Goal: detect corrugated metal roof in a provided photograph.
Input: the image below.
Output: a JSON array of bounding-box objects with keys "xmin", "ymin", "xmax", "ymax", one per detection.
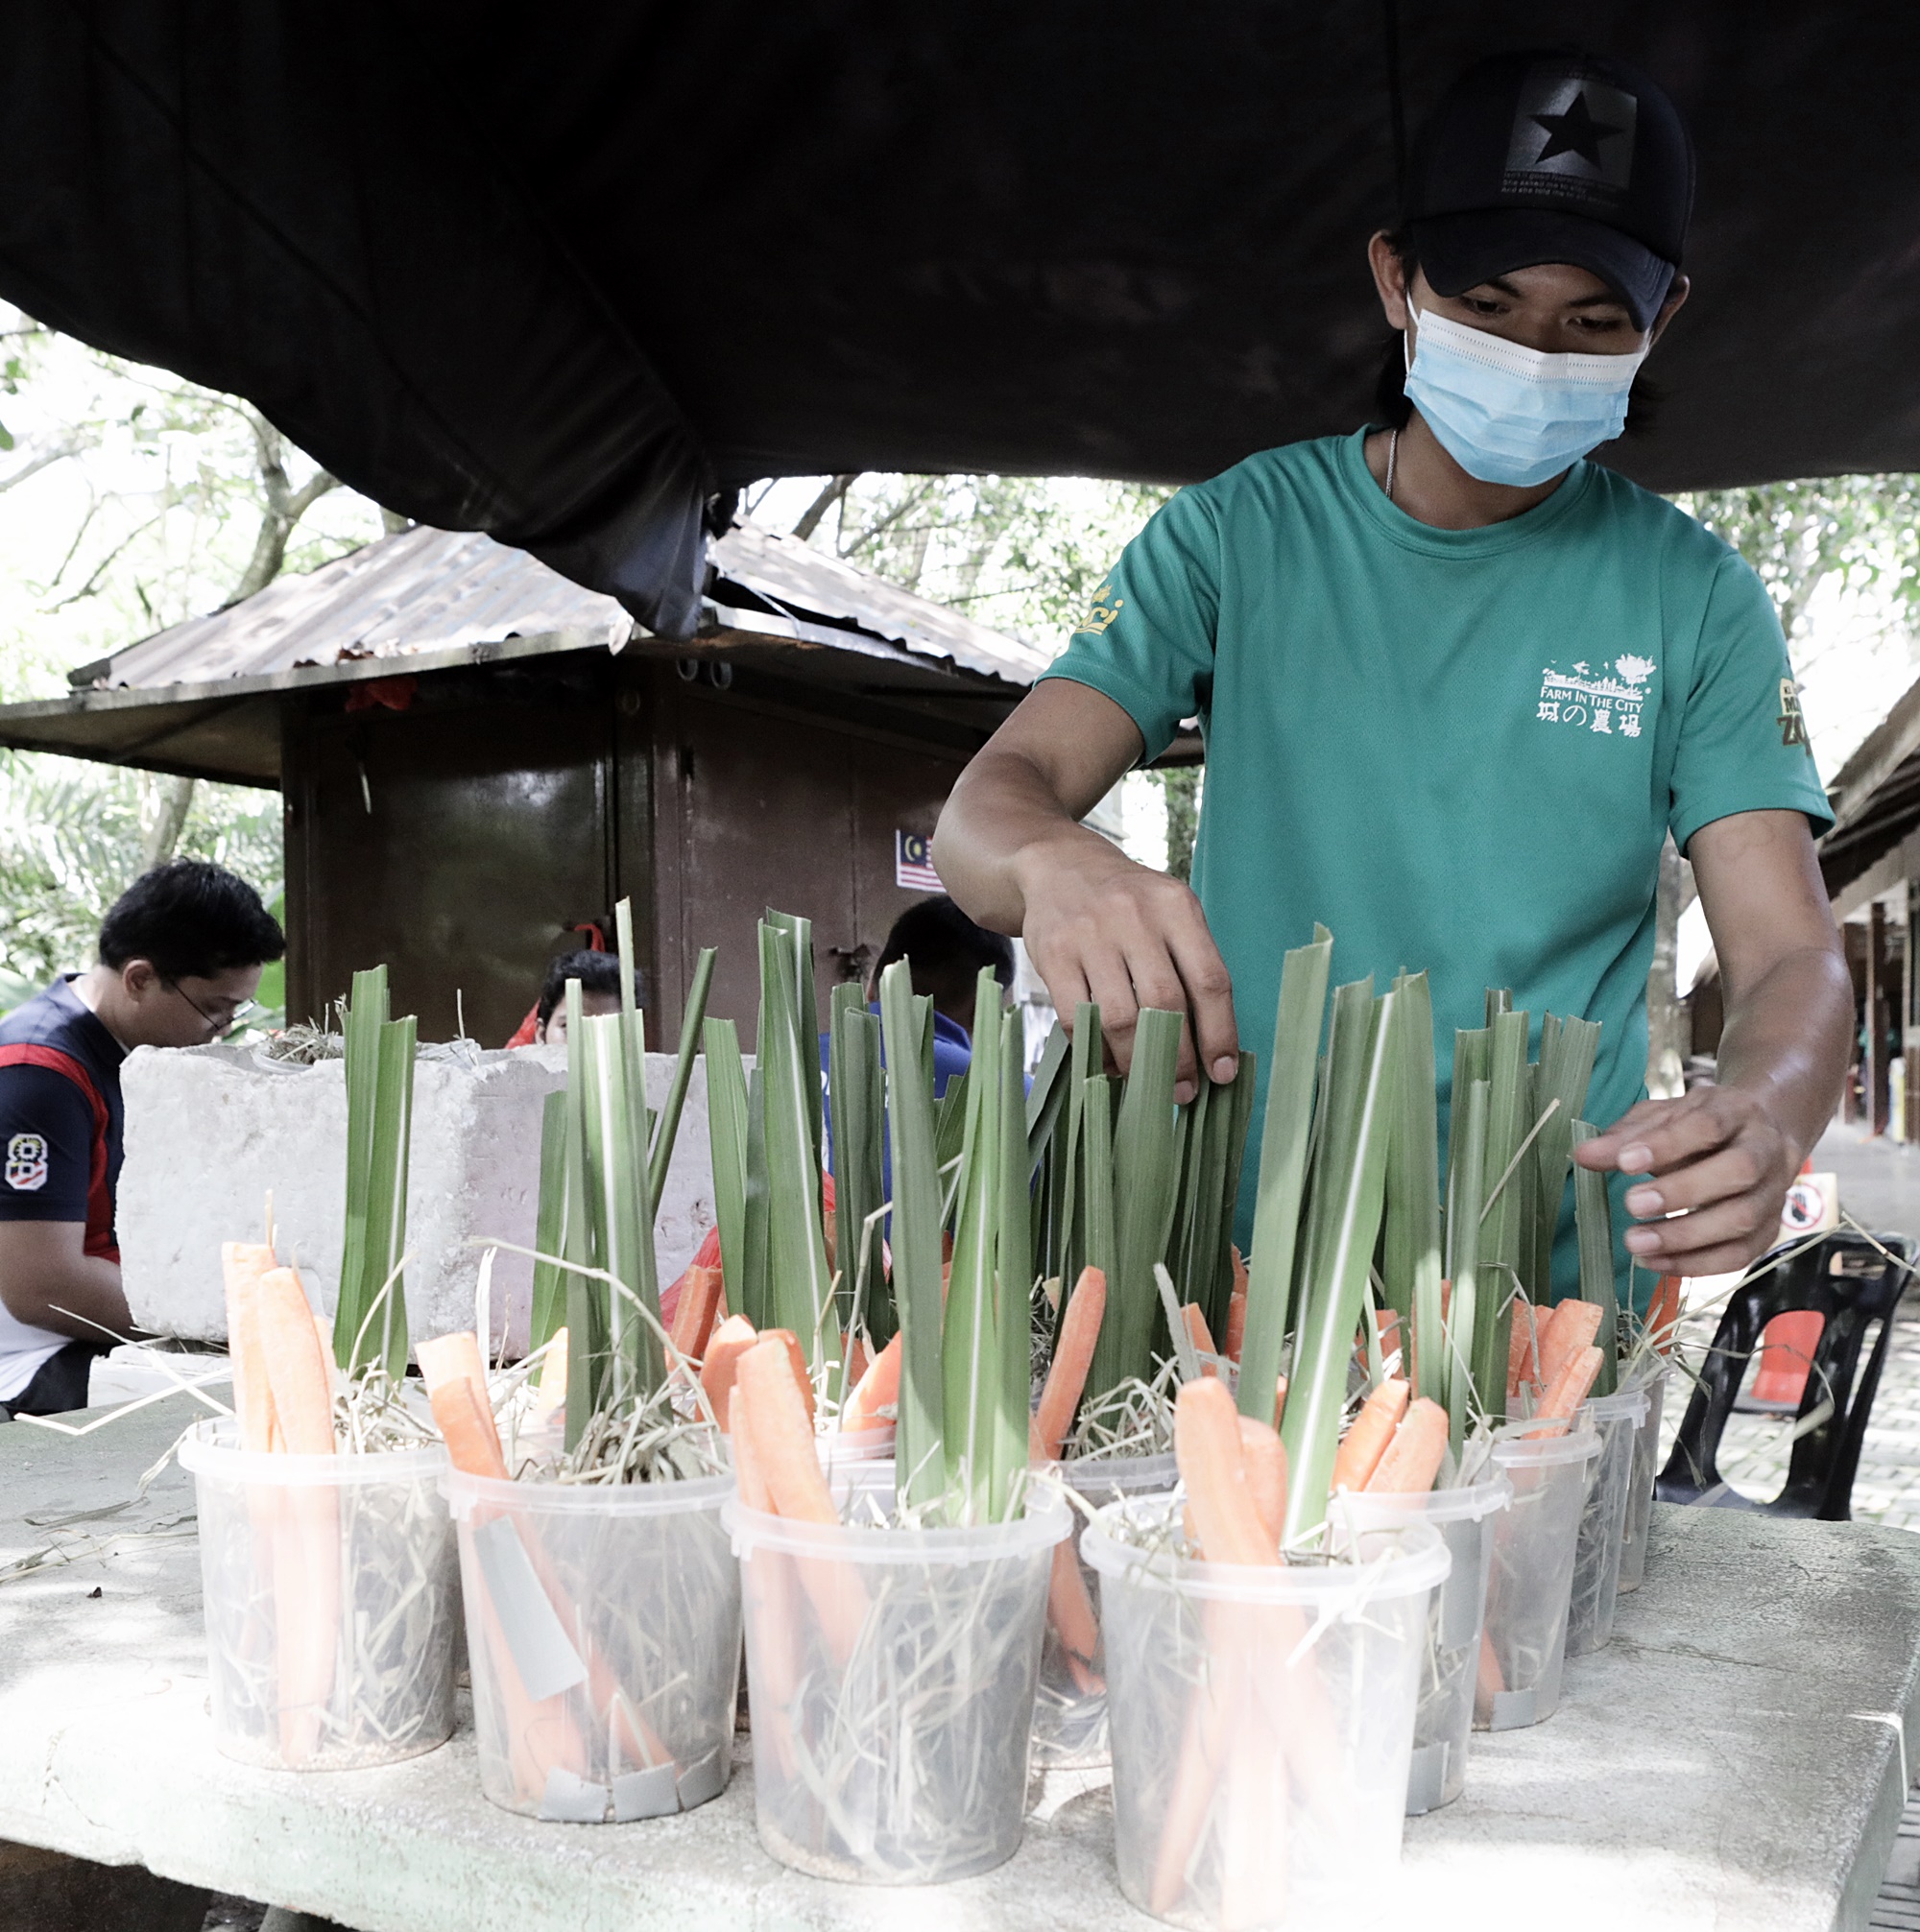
[{"xmin": 77, "ymin": 520, "xmax": 1049, "ymax": 694}]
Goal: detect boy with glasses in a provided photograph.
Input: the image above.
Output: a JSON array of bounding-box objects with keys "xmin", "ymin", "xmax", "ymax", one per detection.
[{"xmin": 0, "ymin": 859, "xmax": 283, "ymax": 1416}]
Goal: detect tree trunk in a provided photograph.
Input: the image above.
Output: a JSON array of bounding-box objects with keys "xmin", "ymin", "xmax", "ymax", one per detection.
[
  {"xmin": 1645, "ymin": 835, "xmax": 1688, "ymax": 1098},
  {"xmin": 141, "ymin": 773, "xmax": 195, "ymax": 870},
  {"xmin": 1162, "ymin": 768, "xmax": 1200, "ymax": 884}
]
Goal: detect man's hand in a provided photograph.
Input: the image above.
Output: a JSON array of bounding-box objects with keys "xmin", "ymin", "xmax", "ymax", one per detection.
[
  {"xmin": 934, "ymin": 680, "xmax": 1240, "ymax": 1100},
  {"xmin": 1574, "ymin": 809, "xmax": 1852, "ymax": 1278},
  {"xmin": 1574, "ymin": 1085, "xmax": 1804, "ymax": 1276}
]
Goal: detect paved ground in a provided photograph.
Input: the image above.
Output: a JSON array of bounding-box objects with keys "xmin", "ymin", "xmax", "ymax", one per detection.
[{"xmin": 1661, "ymin": 1122, "xmax": 1920, "ymax": 1529}]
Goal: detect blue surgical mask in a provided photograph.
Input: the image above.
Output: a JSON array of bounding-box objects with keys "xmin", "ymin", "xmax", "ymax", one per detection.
[{"xmin": 1402, "ymin": 307, "xmax": 1649, "ymax": 489}]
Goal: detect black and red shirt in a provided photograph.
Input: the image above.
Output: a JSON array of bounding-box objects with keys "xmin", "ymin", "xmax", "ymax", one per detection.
[{"xmin": 0, "ymin": 977, "xmax": 126, "ymax": 1260}]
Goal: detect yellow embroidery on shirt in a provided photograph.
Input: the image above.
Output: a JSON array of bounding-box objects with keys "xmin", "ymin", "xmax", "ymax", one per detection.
[{"xmin": 1079, "ymin": 582, "xmax": 1125, "ymax": 635}]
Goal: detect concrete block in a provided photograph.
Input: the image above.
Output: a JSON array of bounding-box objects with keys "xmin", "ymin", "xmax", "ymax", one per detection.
[{"xmin": 118, "ymin": 1042, "xmax": 717, "ymax": 1357}]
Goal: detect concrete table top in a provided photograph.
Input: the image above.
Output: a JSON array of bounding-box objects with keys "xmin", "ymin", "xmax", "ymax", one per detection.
[{"xmin": 4, "ymin": 1396, "xmax": 1918, "ymax": 1932}]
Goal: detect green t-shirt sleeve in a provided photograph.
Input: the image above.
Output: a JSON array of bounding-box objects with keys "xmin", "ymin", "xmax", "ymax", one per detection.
[
  {"xmin": 1668, "ymin": 554, "xmax": 1835, "ymax": 853},
  {"xmin": 1037, "ymin": 487, "xmax": 1220, "ymax": 761}
]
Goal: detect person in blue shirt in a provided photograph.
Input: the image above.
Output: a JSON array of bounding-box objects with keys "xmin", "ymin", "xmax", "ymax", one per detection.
[{"xmin": 822, "ymin": 895, "xmax": 1015, "ymax": 1162}]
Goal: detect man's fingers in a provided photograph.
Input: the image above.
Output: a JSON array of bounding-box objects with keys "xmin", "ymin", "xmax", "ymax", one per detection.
[
  {"xmin": 1621, "ymin": 1142, "xmax": 1769, "ymax": 1221},
  {"xmin": 1582, "ymin": 1093, "xmax": 1738, "ymax": 1175},
  {"xmin": 1122, "ymin": 943, "xmax": 1204, "ymax": 1101},
  {"xmin": 1165, "ymin": 916, "xmax": 1240, "ymax": 1085},
  {"xmin": 1622, "ymin": 1195, "xmax": 1770, "ymax": 1266},
  {"xmin": 1083, "ymin": 948, "xmax": 1141, "ymax": 1075}
]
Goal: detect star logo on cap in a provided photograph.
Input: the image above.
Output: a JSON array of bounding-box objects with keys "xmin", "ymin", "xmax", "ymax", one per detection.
[{"xmin": 1528, "ymin": 87, "xmax": 1625, "ymax": 171}]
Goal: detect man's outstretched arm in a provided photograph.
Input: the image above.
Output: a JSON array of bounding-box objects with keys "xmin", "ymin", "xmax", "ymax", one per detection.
[
  {"xmin": 1575, "ymin": 809, "xmax": 1852, "ymax": 1277},
  {"xmin": 933, "ymin": 679, "xmax": 1240, "ymax": 1101}
]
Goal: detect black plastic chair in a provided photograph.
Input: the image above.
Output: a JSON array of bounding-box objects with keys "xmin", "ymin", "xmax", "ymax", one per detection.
[{"xmin": 1655, "ymin": 1228, "xmax": 1916, "ymax": 1521}]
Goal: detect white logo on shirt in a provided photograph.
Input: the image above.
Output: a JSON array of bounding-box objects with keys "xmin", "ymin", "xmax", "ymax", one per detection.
[
  {"xmin": 1534, "ymin": 655, "xmax": 1656, "ymax": 738},
  {"xmin": 5, "ymin": 1132, "xmax": 48, "ymax": 1192}
]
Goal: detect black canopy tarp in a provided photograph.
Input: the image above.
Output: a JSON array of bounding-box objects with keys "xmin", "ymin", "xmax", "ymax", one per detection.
[{"xmin": 4, "ymin": 3, "xmax": 1918, "ymax": 635}]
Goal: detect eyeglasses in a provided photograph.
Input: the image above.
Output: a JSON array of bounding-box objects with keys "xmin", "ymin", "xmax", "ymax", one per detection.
[{"xmin": 166, "ymin": 982, "xmax": 256, "ymax": 1038}]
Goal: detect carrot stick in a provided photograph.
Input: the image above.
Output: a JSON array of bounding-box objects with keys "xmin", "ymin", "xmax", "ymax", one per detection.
[
  {"xmin": 840, "ymin": 1331, "xmax": 900, "ymax": 1432},
  {"xmin": 1046, "ymin": 1539, "xmax": 1103, "ymax": 1693},
  {"xmin": 1507, "ymin": 1295, "xmax": 1542, "ymax": 1395},
  {"xmin": 256, "ymin": 1268, "xmax": 334, "ymax": 1456},
  {"xmin": 1183, "ymin": 1301, "xmax": 1219, "ymax": 1374},
  {"xmin": 1236, "ymin": 1416, "xmax": 1286, "ymax": 1555},
  {"xmin": 699, "ymin": 1314, "xmax": 757, "ymax": 1430},
  {"xmin": 843, "ymin": 1332, "xmax": 871, "ymax": 1392},
  {"xmin": 430, "ymin": 1378, "xmax": 509, "ymax": 1480},
  {"xmin": 737, "ymin": 1341, "xmax": 837, "ymax": 1523},
  {"xmin": 756, "ymin": 1326, "xmax": 817, "ymax": 1424},
  {"xmin": 1175, "ymin": 1378, "xmax": 1277, "ymax": 1567},
  {"xmin": 1034, "ymin": 1266, "xmax": 1107, "ymax": 1461},
  {"xmin": 1330, "ymin": 1376, "xmax": 1408, "ymax": 1493},
  {"xmin": 1272, "ymin": 1374, "xmax": 1287, "ymax": 1431},
  {"xmin": 1529, "ymin": 1344, "xmax": 1604, "ymax": 1433},
  {"xmin": 1537, "ymin": 1299, "xmax": 1603, "ymax": 1392},
  {"xmin": 1646, "ymin": 1274, "xmax": 1682, "ymax": 1354},
  {"xmin": 222, "ymin": 1242, "xmax": 280, "ymax": 1454},
  {"xmin": 734, "ymin": 1340, "xmax": 868, "ymax": 1664},
  {"xmin": 730, "ymin": 1389, "xmax": 775, "ymax": 1512},
  {"xmin": 418, "ymin": 1330, "xmax": 490, "ymax": 1409},
  {"xmin": 668, "ymin": 1264, "xmax": 726, "ymax": 1362},
  {"xmin": 1377, "ymin": 1309, "xmax": 1402, "ymax": 1372},
  {"xmin": 1224, "ymin": 1246, "xmax": 1248, "ymax": 1365},
  {"xmin": 1364, "ymin": 1397, "xmax": 1449, "ymax": 1493}
]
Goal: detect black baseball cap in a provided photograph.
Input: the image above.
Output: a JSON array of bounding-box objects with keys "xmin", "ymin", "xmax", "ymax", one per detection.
[{"xmin": 1403, "ymin": 51, "xmax": 1695, "ymax": 331}]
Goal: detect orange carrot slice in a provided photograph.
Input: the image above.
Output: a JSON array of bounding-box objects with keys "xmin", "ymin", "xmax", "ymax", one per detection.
[
  {"xmin": 700, "ymin": 1314, "xmax": 758, "ymax": 1430},
  {"xmin": 1646, "ymin": 1274, "xmax": 1682, "ymax": 1353},
  {"xmin": 730, "ymin": 1388, "xmax": 775, "ymax": 1512},
  {"xmin": 668, "ymin": 1264, "xmax": 726, "ymax": 1362},
  {"xmin": 1330, "ymin": 1376, "xmax": 1408, "ymax": 1493},
  {"xmin": 1236, "ymin": 1416, "xmax": 1286, "ymax": 1556},
  {"xmin": 1046, "ymin": 1539, "xmax": 1103, "ymax": 1692},
  {"xmin": 843, "ymin": 1332, "xmax": 871, "ymax": 1392},
  {"xmin": 1507, "ymin": 1295, "xmax": 1542, "ymax": 1395},
  {"xmin": 1034, "ymin": 1266, "xmax": 1107, "ymax": 1461},
  {"xmin": 1364, "ymin": 1397, "xmax": 1449, "ymax": 1492},
  {"xmin": 1537, "ymin": 1299, "xmax": 1603, "ymax": 1392},
  {"xmin": 1183, "ymin": 1301, "xmax": 1219, "ymax": 1374},
  {"xmin": 1273, "ymin": 1373, "xmax": 1287, "ymax": 1431},
  {"xmin": 222, "ymin": 1242, "xmax": 279, "ymax": 1455},
  {"xmin": 1528, "ymin": 1344, "xmax": 1604, "ymax": 1434},
  {"xmin": 841, "ymin": 1331, "xmax": 901, "ymax": 1432},
  {"xmin": 1224, "ymin": 1246, "xmax": 1248, "ymax": 1365},
  {"xmin": 255, "ymin": 1268, "xmax": 334, "ymax": 1457},
  {"xmin": 757, "ymin": 1327, "xmax": 817, "ymax": 1424},
  {"xmin": 737, "ymin": 1341, "xmax": 837, "ymax": 1524},
  {"xmin": 430, "ymin": 1378, "xmax": 509, "ymax": 1481},
  {"xmin": 1175, "ymin": 1377, "xmax": 1277, "ymax": 1567},
  {"xmin": 418, "ymin": 1330, "xmax": 489, "ymax": 1407}
]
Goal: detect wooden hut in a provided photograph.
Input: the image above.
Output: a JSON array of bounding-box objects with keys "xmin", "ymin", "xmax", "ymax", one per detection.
[{"xmin": 0, "ymin": 521, "xmax": 1051, "ymax": 1041}]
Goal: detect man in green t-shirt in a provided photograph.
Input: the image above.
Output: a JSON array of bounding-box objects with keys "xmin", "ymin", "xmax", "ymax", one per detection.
[{"xmin": 934, "ymin": 50, "xmax": 1850, "ymax": 1297}]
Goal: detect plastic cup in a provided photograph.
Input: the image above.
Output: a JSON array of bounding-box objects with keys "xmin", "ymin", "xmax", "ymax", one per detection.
[
  {"xmin": 1476, "ymin": 1421, "xmax": 1599, "ymax": 1731},
  {"xmin": 180, "ymin": 1419, "xmax": 456, "ymax": 1771},
  {"xmin": 1335, "ymin": 1472, "xmax": 1512, "ymax": 1814},
  {"xmin": 1087, "ymin": 1498, "xmax": 1447, "ymax": 1931},
  {"xmin": 725, "ymin": 1464, "xmax": 1069, "ymax": 1884},
  {"xmin": 1566, "ymin": 1384, "xmax": 1650, "ymax": 1656},
  {"xmin": 817, "ymin": 1421, "xmax": 897, "ymax": 1473},
  {"xmin": 444, "ymin": 1465, "xmax": 739, "ymax": 1823},
  {"xmin": 1032, "ymin": 1449, "xmax": 1179, "ymax": 1770},
  {"xmin": 1617, "ymin": 1365, "xmax": 1670, "ymax": 1594}
]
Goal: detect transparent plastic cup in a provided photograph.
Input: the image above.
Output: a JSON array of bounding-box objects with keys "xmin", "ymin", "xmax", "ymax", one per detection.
[
  {"xmin": 817, "ymin": 1421, "xmax": 897, "ymax": 1473},
  {"xmin": 1032, "ymin": 1449, "xmax": 1179, "ymax": 1770},
  {"xmin": 444, "ymin": 1465, "xmax": 739, "ymax": 1823},
  {"xmin": 1334, "ymin": 1473, "xmax": 1512, "ymax": 1814},
  {"xmin": 180, "ymin": 1419, "xmax": 456, "ymax": 1771},
  {"xmin": 1086, "ymin": 1498, "xmax": 1448, "ymax": 1932},
  {"xmin": 1617, "ymin": 1365, "xmax": 1670, "ymax": 1594},
  {"xmin": 1566, "ymin": 1384, "xmax": 1650, "ymax": 1656},
  {"xmin": 1476, "ymin": 1421, "xmax": 1599, "ymax": 1731},
  {"xmin": 725, "ymin": 1464, "xmax": 1069, "ymax": 1884}
]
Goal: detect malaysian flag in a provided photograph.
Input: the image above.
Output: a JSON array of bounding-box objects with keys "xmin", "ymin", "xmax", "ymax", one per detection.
[{"xmin": 895, "ymin": 830, "xmax": 942, "ymax": 892}]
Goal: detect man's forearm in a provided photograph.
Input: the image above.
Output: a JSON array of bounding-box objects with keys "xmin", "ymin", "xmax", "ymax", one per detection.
[
  {"xmin": 934, "ymin": 746, "xmax": 1119, "ymax": 934},
  {"xmin": 1, "ymin": 1252, "xmax": 133, "ymax": 1343},
  {"xmin": 1714, "ymin": 944, "xmax": 1854, "ymax": 1158}
]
